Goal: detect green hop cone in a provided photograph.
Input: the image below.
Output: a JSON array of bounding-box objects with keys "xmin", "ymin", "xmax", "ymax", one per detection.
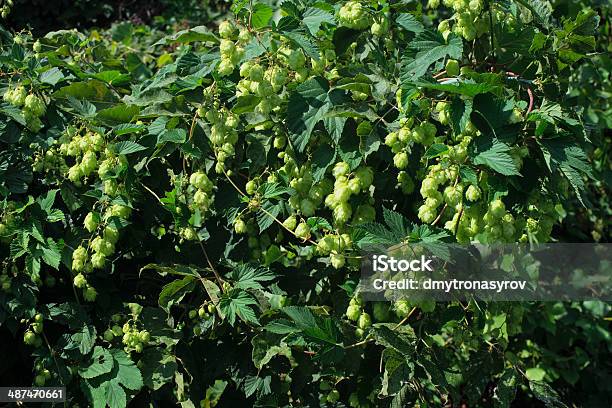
[
  {"xmin": 345, "ymin": 304, "xmax": 361, "ymax": 321},
  {"xmin": 294, "ymin": 222, "xmax": 311, "ymax": 240},
  {"xmin": 445, "ymin": 59, "xmax": 460, "ymax": 76},
  {"xmin": 84, "ymin": 212, "xmax": 100, "ymax": 233},
  {"xmin": 357, "ymin": 312, "xmax": 372, "ymax": 329}
]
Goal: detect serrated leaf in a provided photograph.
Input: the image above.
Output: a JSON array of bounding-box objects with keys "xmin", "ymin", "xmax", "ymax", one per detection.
[
  {"xmin": 232, "ymin": 95, "xmax": 260, "ymax": 114},
  {"xmin": 323, "ymin": 116, "xmax": 346, "ymax": 143},
  {"xmin": 114, "ymin": 141, "xmax": 147, "ymax": 155},
  {"xmin": 529, "ymin": 381, "xmax": 569, "ymax": 408},
  {"xmin": 282, "ymin": 31, "xmax": 320, "ymax": 60},
  {"xmin": 97, "ymin": 104, "xmax": 139, "ymax": 126},
  {"xmin": 252, "ymin": 332, "xmax": 292, "ymax": 369},
  {"xmin": 141, "ymin": 349, "xmax": 177, "ymax": 391},
  {"xmin": 306, "ymin": 216, "xmax": 333, "ymax": 233},
  {"xmin": 459, "ymin": 167, "xmax": 478, "ymax": 185},
  {"xmin": 79, "ymin": 346, "xmax": 113, "ymax": 379},
  {"xmin": 412, "ymin": 80, "xmax": 498, "ymax": 97},
  {"xmin": 40, "ymin": 67, "xmax": 64, "ymax": 85},
  {"xmin": 67, "ymin": 96, "xmax": 97, "ymax": 117},
  {"xmin": 287, "ymin": 77, "xmax": 330, "ymax": 152},
  {"xmin": 371, "ymin": 324, "xmax": 417, "ymax": 356},
  {"xmin": 219, "ymin": 290, "xmax": 259, "ymax": 326},
  {"xmin": 311, "ymin": 144, "xmax": 336, "ymax": 181},
  {"xmin": 264, "ymin": 319, "xmax": 299, "ymax": 334},
  {"xmin": 109, "ymin": 348, "xmax": 144, "ymax": 391},
  {"xmin": 251, "ymin": 3, "xmax": 274, "ymax": 29},
  {"xmin": 257, "ymin": 200, "xmax": 282, "ymax": 232},
  {"xmin": 383, "ymin": 207, "xmax": 411, "ymax": 239},
  {"xmin": 231, "ymin": 263, "xmax": 275, "ymax": 291},
  {"xmin": 72, "ymin": 324, "xmax": 97, "ymax": 355},
  {"xmin": 450, "ymin": 97, "xmax": 473, "ymax": 134},
  {"xmin": 41, "ymin": 238, "xmax": 62, "ymax": 269},
  {"xmin": 303, "ymin": 7, "xmax": 335, "ymax": 35},
  {"xmin": 157, "ymin": 128, "xmax": 187, "ymax": 144},
  {"xmin": 395, "ymin": 13, "xmax": 424, "ymax": 33},
  {"xmin": 424, "ymin": 143, "xmax": 449, "ymax": 159},
  {"xmin": 105, "ymin": 379, "xmax": 127, "ymax": 408},
  {"xmin": 158, "ymin": 276, "xmax": 196, "ymax": 313},
  {"xmin": 114, "ymin": 123, "xmax": 146, "ymax": 136},
  {"xmin": 282, "ymin": 306, "xmax": 337, "ymax": 344},
  {"xmin": 472, "ymin": 141, "xmax": 521, "ymax": 176},
  {"xmin": 401, "ymin": 31, "xmax": 463, "ymax": 80}
]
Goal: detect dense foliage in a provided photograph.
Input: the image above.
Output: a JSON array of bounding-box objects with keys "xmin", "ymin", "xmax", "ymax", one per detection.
[{"xmin": 0, "ymin": 0, "xmax": 610, "ymax": 407}]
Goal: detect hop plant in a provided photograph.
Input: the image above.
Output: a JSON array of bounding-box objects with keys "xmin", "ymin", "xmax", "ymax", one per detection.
[{"xmin": 338, "ymin": 1, "xmax": 372, "ymax": 30}]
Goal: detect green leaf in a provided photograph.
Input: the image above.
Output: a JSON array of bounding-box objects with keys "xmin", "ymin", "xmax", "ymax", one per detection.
[
  {"xmin": 390, "ymin": 384, "xmax": 415, "ymax": 408},
  {"xmin": 529, "ymin": 381, "xmax": 569, "ymax": 408},
  {"xmin": 39, "ymin": 67, "xmax": 64, "ymax": 85},
  {"xmin": 251, "ymin": 332, "xmax": 292, "ymax": 369},
  {"xmin": 154, "ymin": 26, "xmax": 218, "ymax": 45},
  {"xmin": 219, "ymin": 290, "xmax": 259, "ymax": 326},
  {"xmin": 114, "ymin": 123, "xmax": 146, "ymax": 136},
  {"xmin": 54, "ymin": 80, "xmax": 116, "ymax": 103},
  {"xmin": 382, "ymin": 207, "xmax": 412, "ymax": 239},
  {"xmin": 92, "ymin": 70, "xmax": 131, "ymax": 86},
  {"xmin": 141, "ymin": 349, "xmax": 177, "ymax": 391},
  {"xmin": 395, "ymin": 13, "xmax": 424, "ymax": 33},
  {"xmin": 306, "ymin": 216, "xmax": 333, "ymax": 233},
  {"xmin": 282, "ymin": 306, "xmax": 338, "ymax": 345},
  {"xmin": 264, "ymin": 319, "xmax": 299, "ymax": 335},
  {"xmin": 450, "ymin": 97, "xmax": 473, "ymax": 134},
  {"xmin": 286, "ymin": 77, "xmax": 330, "ymax": 152},
  {"xmin": 311, "ymin": 144, "xmax": 336, "ymax": 181},
  {"xmin": 231, "ymin": 263, "xmax": 275, "ymax": 291},
  {"xmin": 37, "ymin": 189, "xmax": 58, "ymax": 213},
  {"xmin": 401, "ymin": 31, "xmax": 463, "ymax": 80},
  {"xmin": 251, "ymin": 3, "xmax": 274, "ymax": 29},
  {"xmin": 472, "ymin": 141, "xmax": 521, "ymax": 176},
  {"xmin": 257, "ymin": 200, "xmax": 282, "ymax": 232},
  {"xmin": 525, "ymin": 367, "xmax": 546, "ymax": 382},
  {"xmin": 303, "ymin": 7, "xmax": 335, "ymax": 35},
  {"xmin": 459, "ymin": 167, "xmax": 478, "ymax": 185},
  {"xmin": 158, "ymin": 128, "xmax": 187, "ymax": 144},
  {"xmin": 493, "ymin": 368, "xmax": 518, "ymax": 408},
  {"xmin": 539, "ymin": 139, "xmax": 592, "ymax": 205},
  {"xmin": 105, "ymin": 379, "xmax": 127, "ymax": 408},
  {"xmin": 79, "ymin": 346, "xmax": 114, "ymax": 379},
  {"xmin": 471, "ymin": 93, "xmax": 516, "ymax": 141},
  {"xmin": 97, "ymin": 104, "xmax": 140, "ymax": 126},
  {"xmin": 114, "ymin": 141, "xmax": 148, "ymax": 155},
  {"xmin": 282, "ymin": 31, "xmax": 320, "ymax": 60},
  {"xmin": 371, "ymin": 324, "xmax": 417, "ymax": 356},
  {"xmin": 67, "ymin": 96, "xmax": 97, "ymax": 117},
  {"xmin": 41, "ymin": 238, "xmax": 62, "ymax": 269},
  {"xmin": 323, "ymin": 116, "xmax": 346, "ymax": 143},
  {"xmin": 412, "ymin": 80, "xmax": 497, "ymax": 97},
  {"xmin": 140, "ymin": 263, "xmax": 202, "ymax": 279},
  {"xmin": 519, "ymin": 0, "xmax": 552, "ymax": 28},
  {"xmin": 232, "ymin": 95, "xmax": 260, "ymax": 114},
  {"xmin": 72, "ymin": 324, "xmax": 97, "ymax": 355},
  {"xmin": 0, "ymin": 103, "xmax": 26, "ymax": 125},
  {"xmin": 83, "ymin": 380, "xmax": 107, "ymax": 408},
  {"xmin": 109, "ymin": 348, "xmax": 144, "ymax": 391},
  {"xmin": 424, "ymin": 143, "xmax": 449, "ymax": 159},
  {"xmin": 158, "ymin": 276, "xmax": 196, "ymax": 313}
]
